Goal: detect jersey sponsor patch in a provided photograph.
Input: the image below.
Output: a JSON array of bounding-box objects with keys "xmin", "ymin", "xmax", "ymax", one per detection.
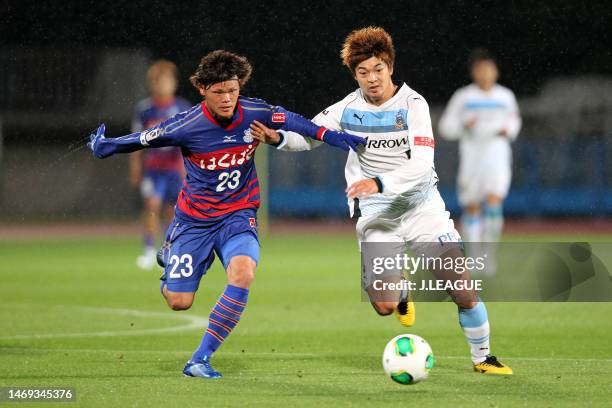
[
  {"xmin": 139, "ymin": 127, "xmax": 165, "ymax": 146},
  {"xmin": 186, "ymin": 144, "xmax": 257, "ymax": 171},
  {"xmin": 272, "ymin": 112, "xmax": 286, "ymax": 123},
  {"xmin": 249, "ymin": 217, "xmax": 257, "ymax": 228},
  {"xmin": 366, "ymin": 136, "xmax": 409, "ymax": 149},
  {"xmin": 414, "ymin": 136, "xmax": 435, "ymax": 148}
]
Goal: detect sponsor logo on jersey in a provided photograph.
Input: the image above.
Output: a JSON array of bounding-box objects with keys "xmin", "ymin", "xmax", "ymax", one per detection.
[
  {"xmin": 223, "ymin": 135, "xmax": 237, "ymax": 143},
  {"xmin": 272, "ymin": 112, "xmax": 286, "ymax": 123},
  {"xmin": 139, "ymin": 127, "xmax": 165, "ymax": 146},
  {"xmin": 395, "ymin": 111, "xmax": 405, "ymax": 129},
  {"xmin": 414, "ymin": 136, "xmax": 435, "ymax": 148},
  {"xmin": 243, "ymin": 129, "xmax": 254, "ymax": 143},
  {"xmin": 249, "ymin": 217, "xmax": 257, "ymax": 228},
  {"xmin": 353, "ymin": 113, "xmax": 364, "ymax": 124},
  {"xmin": 190, "ymin": 144, "xmax": 256, "ymax": 171},
  {"xmin": 366, "ymin": 136, "xmax": 410, "ymax": 149}
]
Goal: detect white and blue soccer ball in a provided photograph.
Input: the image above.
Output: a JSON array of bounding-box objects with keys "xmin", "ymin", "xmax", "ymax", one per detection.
[{"xmin": 382, "ymin": 334, "xmax": 434, "ymax": 385}]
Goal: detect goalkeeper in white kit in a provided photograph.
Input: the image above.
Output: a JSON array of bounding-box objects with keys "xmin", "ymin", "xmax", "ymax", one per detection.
[
  {"xmin": 438, "ymin": 49, "xmax": 521, "ymax": 273},
  {"xmin": 250, "ymin": 27, "xmax": 512, "ymax": 375}
]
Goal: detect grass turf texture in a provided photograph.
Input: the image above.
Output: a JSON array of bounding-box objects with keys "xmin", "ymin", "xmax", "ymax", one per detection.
[{"xmin": 1, "ymin": 233, "xmax": 612, "ymax": 407}]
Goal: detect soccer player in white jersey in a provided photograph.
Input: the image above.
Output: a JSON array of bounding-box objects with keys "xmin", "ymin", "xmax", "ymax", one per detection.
[
  {"xmin": 250, "ymin": 27, "xmax": 512, "ymax": 375},
  {"xmin": 438, "ymin": 49, "xmax": 521, "ymax": 273}
]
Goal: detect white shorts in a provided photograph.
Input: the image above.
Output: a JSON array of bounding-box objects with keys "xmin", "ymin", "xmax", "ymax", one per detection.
[
  {"xmin": 357, "ymin": 189, "xmax": 462, "ymax": 289},
  {"xmin": 457, "ymin": 139, "xmax": 512, "ymax": 206}
]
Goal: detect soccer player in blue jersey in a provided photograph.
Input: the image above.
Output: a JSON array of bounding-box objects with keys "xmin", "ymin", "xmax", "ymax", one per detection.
[
  {"xmin": 130, "ymin": 60, "xmax": 192, "ymax": 269},
  {"xmin": 88, "ymin": 50, "xmax": 366, "ymax": 378}
]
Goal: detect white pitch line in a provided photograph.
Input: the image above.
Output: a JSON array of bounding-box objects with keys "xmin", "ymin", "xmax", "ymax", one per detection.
[
  {"xmin": 0, "ymin": 347, "xmax": 316, "ymax": 358},
  {"xmin": 0, "ymin": 305, "xmax": 208, "ymax": 340},
  {"xmin": 0, "ymin": 347, "xmax": 610, "ymax": 363},
  {"xmin": 2, "ymin": 305, "xmax": 611, "ymax": 364}
]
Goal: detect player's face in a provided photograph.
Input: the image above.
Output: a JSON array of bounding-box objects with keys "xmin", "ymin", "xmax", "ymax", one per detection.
[
  {"xmin": 471, "ymin": 60, "xmax": 499, "ymax": 91},
  {"xmin": 200, "ymin": 80, "xmax": 241, "ymax": 120},
  {"xmin": 354, "ymin": 57, "xmax": 394, "ymax": 105},
  {"xmin": 149, "ymin": 72, "xmax": 178, "ymax": 98}
]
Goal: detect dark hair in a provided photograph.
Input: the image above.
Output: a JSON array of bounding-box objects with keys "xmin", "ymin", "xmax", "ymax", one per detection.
[
  {"xmin": 468, "ymin": 48, "xmax": 497, "ymax": 69},
  {"xmin": 190, "ymin": 50, "xmax": 253, "ymax": 89},
  {"xmin": 341, "ymin": 26, "xmax": 395, "ymax": 72}
]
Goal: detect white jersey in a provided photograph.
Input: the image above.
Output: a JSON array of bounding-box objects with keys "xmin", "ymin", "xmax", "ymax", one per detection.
[
  {"xmin": 277, "ymin": 82, "xmax": 438, "ymax": 218},
  {"xmin": 438, "ymin": 83, "xmax": 521, "ymax": 204},
  {"xmin": 438, "ymin": 83, "xmax": 521, "ymax": 144}
]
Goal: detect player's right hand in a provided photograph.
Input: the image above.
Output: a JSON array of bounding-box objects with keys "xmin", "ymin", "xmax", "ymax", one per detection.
[
  {"xmin": 322, "ymin": 130, "xmax": 366, "ymax": 152},
  {"xmin": 87, "ymin": 124, "xmax": 106, "ymax": 158},
  {"xmin": 250, "ymin": 120, "xmax": 281, "ymax": 144},
  {"xmin": 464, "ymin": 118, "xmax": 478, "ymax": 130}
]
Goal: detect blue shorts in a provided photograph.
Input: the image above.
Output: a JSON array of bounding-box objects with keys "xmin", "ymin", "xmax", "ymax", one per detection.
[
  {"xmin": 141, "ymin": 170, "xmax": 182, "ymax": 204},
  {"xmin": 161, "ymin": 209, "xmax": 260, "ymax": 293}
]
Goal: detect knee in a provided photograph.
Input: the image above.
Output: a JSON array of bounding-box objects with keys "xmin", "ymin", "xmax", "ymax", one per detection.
[
  {"xmin": 455, "ymin": 299, "xmax": 478, "ymax": 309},
  {"xmin": 486, "ymin": 194, "xmax": 503, "ymax": 206},
  {"xmin": 145, "ymin": 197, "xmax": 162, "ymax": 214},
  {"xmin": 372, "ymin": 301, "xmax": 397, "ymax": 316},
  {"xmin": 465, "ymin": 204, "xmax": 481, "ymax": 215},
  {"xmin": 227, "ymin": 256, "xmax": 256, "ymax": 288},
  {"xmin": 166, "ymin": 293, "xmax": 194, "ymax": 311}
]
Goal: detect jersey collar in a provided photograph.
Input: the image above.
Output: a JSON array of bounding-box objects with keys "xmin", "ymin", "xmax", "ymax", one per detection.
[
  {"xmin": 356, "ymin": 81, "xmax": 409, "ymax": 110},
  {"xmin": 201, "ymin": 101, "xmax": 244, "ymax": 130}
]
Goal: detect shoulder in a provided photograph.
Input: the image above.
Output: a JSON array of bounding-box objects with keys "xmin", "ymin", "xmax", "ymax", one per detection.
[
  {"xmin": 319, "ymin": 90, "xmax": 361, "ymax": 117},
  {"xmin": 452, "ymin": 84, "xmax": 474, "ymax": 99},
  {"xmin": 239, "ymin": 95, "xmax": 273, "ymax": 110},
  {"xmin": 402, "ymin": 85, "xmax": 430, "ymax": 111},
  {"xmin": 494, "ymin": 84, "xmax": 517, "ymax": 99},
  {"xmin": 175, "ymin": 96, "xmax": 193, "ymax": 110},
  {"xmin": 163, "ymin": 104, "xmax": 203, "ymax": 133},
  {"xmin": 134, "ymin": 98, "xmax": 153, "ymax": 114}
]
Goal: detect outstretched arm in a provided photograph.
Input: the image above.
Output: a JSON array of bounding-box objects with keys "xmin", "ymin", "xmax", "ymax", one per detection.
[
  {"xmin": 88, "ymin": 109, "xmax": 193, "ymax": 159},
  {"xmin": 269, "ymin": 106, "xmax": 365, "ymax": 152}
]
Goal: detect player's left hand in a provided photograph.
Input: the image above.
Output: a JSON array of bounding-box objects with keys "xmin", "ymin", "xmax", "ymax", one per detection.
[
  {"xmin": 87, "ymin": 124, "xmax": 106, "ymax": 158},
  {"xmin": 322, "ymin": 130, "xmax": 366, "ymax": 152},
  {"xmin": 346, "ymin": 178, "xmax": 379, "ymax": 199}
]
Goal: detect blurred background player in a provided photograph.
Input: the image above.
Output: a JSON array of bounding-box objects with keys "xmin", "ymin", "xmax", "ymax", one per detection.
[
  {"xmin": 250, "ymin": 28, "xmax": 512, "ymax": 375},
  {"xmin": 438, "ymin": 49, "xmax": 521, "ymax": 273},
  {"xmin": 130, "ymin": 60, "xmax": 192, "ymax": 269}
]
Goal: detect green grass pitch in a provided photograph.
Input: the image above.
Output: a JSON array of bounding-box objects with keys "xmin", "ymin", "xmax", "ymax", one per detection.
[{"xmin": 1, "ymin": 232, "xmax": 612, "ymax": 407}]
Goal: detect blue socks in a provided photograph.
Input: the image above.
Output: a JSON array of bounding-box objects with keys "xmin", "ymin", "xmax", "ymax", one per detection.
[
  {"xmin": 458, "ymin": 301, "xmax": 491, "ymax": 364},
  {"xmin": 483, "ymin": 204, "xmax": 504, "ymax": 242},
  {"xmin": 191, "ymin": 284, "xmax": 249, "ymax": 362}
]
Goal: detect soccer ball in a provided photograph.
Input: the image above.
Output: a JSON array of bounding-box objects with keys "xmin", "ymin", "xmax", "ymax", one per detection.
[{"xmin": 382, "ymin": 334, "xmax": 434, "ymax": 385}]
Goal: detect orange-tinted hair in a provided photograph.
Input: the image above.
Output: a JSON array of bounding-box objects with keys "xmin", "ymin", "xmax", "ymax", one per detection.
[
  {"xmin": 147, "ymin": 60, "xmax": 179, "ymax": 82},
  {"xmin": 341, "ymin": 26, "xmax": 395, "ymax": 72}
]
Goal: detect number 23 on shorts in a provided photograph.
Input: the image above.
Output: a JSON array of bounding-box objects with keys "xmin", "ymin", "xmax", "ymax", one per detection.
[{"xmin": 168, "ymin": 254, "xmax": 194, "ymax": 278}]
